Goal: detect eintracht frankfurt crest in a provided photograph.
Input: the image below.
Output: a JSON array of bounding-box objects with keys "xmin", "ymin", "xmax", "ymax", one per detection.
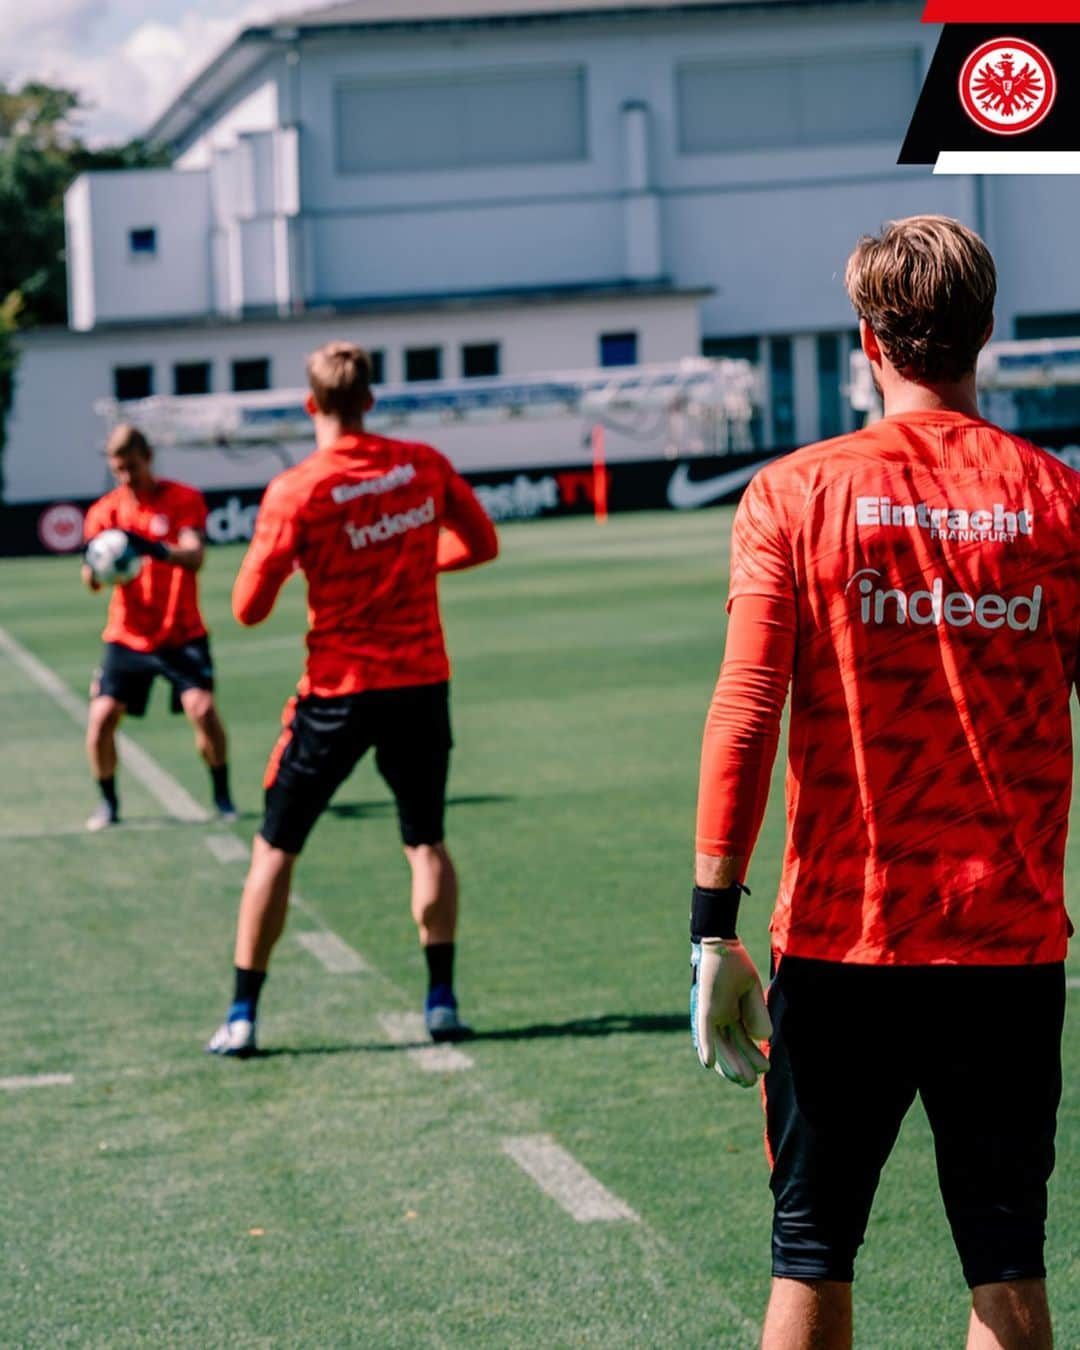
[{"xmin": 959, "ymin": 38, "xmax": 1056, "ymax": 135}]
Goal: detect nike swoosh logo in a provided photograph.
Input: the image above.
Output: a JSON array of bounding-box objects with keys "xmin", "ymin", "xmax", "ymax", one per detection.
[{"xmin": 666, "ymin": 458, "xmax": 779, "ymax": 510}]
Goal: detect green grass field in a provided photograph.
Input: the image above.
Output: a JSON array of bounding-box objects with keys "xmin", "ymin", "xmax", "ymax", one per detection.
[{"xmin": 1, "ymin": 509, "xmax": 1076, "ymax": 1349}]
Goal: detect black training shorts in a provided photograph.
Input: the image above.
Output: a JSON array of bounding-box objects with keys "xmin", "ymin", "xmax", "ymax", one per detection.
[
  {"xmin": 765, "ymin": 956, "xmax": 1064, "ymax": 1288},
  {"xmin": 92, "ymin": 637, "xmax": 215, "ymax": 718},
  {"xmin": 261, "ymin": 681, "xmax": 453, "ymax": 855}
]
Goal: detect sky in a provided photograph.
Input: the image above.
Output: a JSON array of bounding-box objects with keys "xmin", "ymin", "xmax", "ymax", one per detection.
[{"xmin": 0, "ymin": 0, "xmax": 328, "ymax": 144}]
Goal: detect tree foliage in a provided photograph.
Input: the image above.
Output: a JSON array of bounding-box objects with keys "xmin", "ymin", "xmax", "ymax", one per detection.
[{"xmin": 0, "ymin": 80, "xmax": 169, "ymax": 497}]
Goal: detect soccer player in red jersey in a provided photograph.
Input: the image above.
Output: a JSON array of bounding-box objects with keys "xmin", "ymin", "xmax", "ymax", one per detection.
[
  {"xmin": 207, "ymin": 342, "xmax": 498, "ymax": 1057},
  {"xmin": 690, "ymin": 217, "xmax": 1076, "ymax": 1350},
  {"xmin": 82, "ymin": 424, "xmax": 235, "ymax": 830}
]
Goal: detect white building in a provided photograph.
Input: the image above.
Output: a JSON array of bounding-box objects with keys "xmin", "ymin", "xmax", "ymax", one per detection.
[{"xmin": 8, "ymin": 0, "xmax": 1080, "ymax": 503}]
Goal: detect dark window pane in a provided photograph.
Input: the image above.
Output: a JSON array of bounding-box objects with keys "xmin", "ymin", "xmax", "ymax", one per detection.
[
  {"xmin": 462, "ymin": 342, "xmax": 500, "ymax": 378},
  {"xmin": 770, "ymin": 337, "xmax": 795, "ymax": 446},
  {"xmin": 405, "ymin": 347, "xmax": 442, "ymax": 382},
  {"xmin": 600, "ymin": 332, "xmax": 638, "ymax": 367},
  {"xmin": 817, "ymin": 334, "xmax": 843, "ymax": 440},
  {"xmin": 1014, "ymin": 313, "xmax": 1080, "ymax": 340},
  {"xmin": 129, "ymin": 227, "xmax": 156, "ymax": 256},
  {"xmin": 113, "ymin": 365, "xmax": 154, "ymax": 401},
  {"xmin": 174, "ymin": 362, "xmax": 212, "ymax": 397},
  {"xmin": 369, "ymin": 349, "xmax": 385, "ymax": 385},
  {"xmin": 702, "ymin": 335, "xmax": 759, "ymax": 363},
  {"xmin": 232, "ymin": 358, "xmax": 271, "ymax": 392}
]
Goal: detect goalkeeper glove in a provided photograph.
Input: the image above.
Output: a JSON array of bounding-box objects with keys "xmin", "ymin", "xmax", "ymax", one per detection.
[
  {"xmin": 123, "ymin": 530, "xmax": 170, "ymax": 562},
  {"xmin": 690, "ymin": 883, "xmax": 771, "ymax": 1088}
]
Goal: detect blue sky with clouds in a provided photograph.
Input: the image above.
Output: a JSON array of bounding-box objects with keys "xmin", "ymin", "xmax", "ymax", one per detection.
[{"xmin": 0, "ymin": 0, "xmax": 323, "ymax": 144}]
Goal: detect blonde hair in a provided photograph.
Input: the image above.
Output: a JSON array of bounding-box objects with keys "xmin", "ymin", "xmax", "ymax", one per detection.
[
  {"xmin": 306, "ymin": 341, "xmax": 373, "ymax": 422},
  {"xmin": 105, "ymin": 423, "xmax": 152, "ymax": 458},
  {"xmin": 845, "ymin": 215, "xmax": 996, "ymax": 382}
]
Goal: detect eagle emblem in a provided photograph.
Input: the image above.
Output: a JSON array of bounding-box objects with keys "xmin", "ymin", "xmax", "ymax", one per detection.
[{"xmin": 959, "ymin": 38, "xmax": 1056, "ymax": 136}]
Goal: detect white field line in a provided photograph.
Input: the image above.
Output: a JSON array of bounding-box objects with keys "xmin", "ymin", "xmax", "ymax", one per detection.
[
  {"xmin": 501, "ymin": 1134, "xmax": 638, "ymax": 1223},
  {"xmin": 0, "ymin": 1072, "xmax": 74, "ymax": 1091},
  {"xmin": 3, "ymin": 626, "xmax": 757, "ymax": 1340},
  {"xmin": 0, "ymin": 624, "xmax": 208, "ymax": 823},
  {"xmin": 297, "ymin": 930, "xmax": 371, "ymax": 974},
  {"xmin": 204, "ymin": 833, "xmax": 249, "ymax": 864},
  {"xmin": 1067, "ymin": 976, "xmax": 1080, "ymax": 990},
  {"xmin": 378, "ymin": 1012, "xmax": 474, "ymax": 1072}
]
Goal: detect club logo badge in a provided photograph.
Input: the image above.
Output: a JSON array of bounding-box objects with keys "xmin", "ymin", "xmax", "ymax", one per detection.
[
  {"xmin": 959, "ymin": 38, "xmax": 1056, "ymax": 136},
  {"xmin": 37, "ymin": 502, "xmax": 86, "ymax": 553}
]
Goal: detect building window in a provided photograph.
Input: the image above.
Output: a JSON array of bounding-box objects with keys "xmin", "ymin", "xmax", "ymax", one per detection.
[
  {"xmin": 817, "ymin": 334, "xmax": 843, "ymax": 440},
  {"xmin": 336, "ymin": 67, "xmax": 587, "ymax": 175},
  {"xmin": 369, "ymin": 349, "xmax": 386, "ymax": 385},
  {"xmin": 113, "ymin": 365, "xmax": 153, "ymax": 402},
  {"xmin": 600, "ymin": 332, "xmax": 638, "ymax": 367},
  {"xmin": 462, "ymin": 342, "xmax": 500, "ymax": 379},
  {"xmin": 129, "ymin": 227, "xmax": 157, "ymax": 258},
  {"xmin": 174, "ymin": 362, "xmax": 212, "ymax": 397},
  {"xmin": 405, "ymin": 347, "xmax": 442, "ymax": 382},
  {"xmin": 676, "ymin": 49, "xmax": 919, "ymax": 153},
  {"xmin": 1011, "ymin": 313, "xmax": 1080, "ymax": 430},
  {"xmin": 769, "ymin": 337, "xmax": 795, "ymax": 446},
  {"xmin": 232, "ymin": 358, "xmax": 271, "ymax": 392}
]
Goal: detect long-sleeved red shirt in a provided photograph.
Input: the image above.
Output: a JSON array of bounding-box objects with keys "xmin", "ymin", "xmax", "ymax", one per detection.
[
  {"xmin": 697, "ymin": 410, "xmax": 1078, "ymax": 966},
  {"xmin": 233, "ymin": 432, "xmax": 498, "ymax": 696}
]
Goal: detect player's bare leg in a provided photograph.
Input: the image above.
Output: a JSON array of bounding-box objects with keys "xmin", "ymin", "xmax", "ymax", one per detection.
[
  {"xmin": 761, "ymin": 1278, "xmax": 853, "ymax": 1350},
  {"xmin": 235, "ymin": 835, "xmax": 296, "ymax": 971},
  {"xmin": 207, "ymin": 836, "xmax": 295, "ymax": 1057},
  {"xmin": 180, "ymin": 687, "xmax": 236, "ymax": 818},
  {"xmin": 406, "ymin": 842, "xmax": 458, "ymax": 945},
  {"xmin": 405, "ymin": 842, "xmax": 469, "ymax": 1041},
  {"xmin": 86, "ymin": 694, "xmax": 124, "ymax": 829},
  {"xmin": 967, "ymin": 1280, "xmax": 1052, "ymax": 1350}
]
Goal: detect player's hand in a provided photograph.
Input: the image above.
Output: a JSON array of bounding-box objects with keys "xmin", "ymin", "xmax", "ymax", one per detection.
[
  {"xmin": 81, "ymin": 562, "xmax": 102, "ymax": 593},
  {"xmin": 123, "ymin": 530, "xmax": 170, "ymax": 562},
  {"xmin": 690, "ymin": 938, "xmax": 772, "ymax": 1087}
]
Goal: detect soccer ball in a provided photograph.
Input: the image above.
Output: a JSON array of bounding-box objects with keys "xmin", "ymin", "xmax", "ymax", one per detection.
[{"xmin": 86, "ymin": 529, "xmax": 142, "ymax": 585}]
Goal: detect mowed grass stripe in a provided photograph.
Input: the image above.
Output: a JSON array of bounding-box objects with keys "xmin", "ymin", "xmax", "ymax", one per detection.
[
  {"xmin": 0, "ymin": 1072, "xmax": 74, "ymax": 1091},
  {"xmin": 378, "ymin": 1012, "xmax": 475, "ymax": 1072}
]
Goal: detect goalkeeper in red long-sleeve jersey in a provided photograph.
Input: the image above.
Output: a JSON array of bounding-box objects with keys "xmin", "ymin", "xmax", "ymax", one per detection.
[{"xmin": 207, "ymin": 341, "xmax": 498, "ymax": 1057}]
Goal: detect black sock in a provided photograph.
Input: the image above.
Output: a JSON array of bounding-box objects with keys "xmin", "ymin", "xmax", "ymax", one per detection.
[
  {"xmin": 97, "ymin": 776, "xmax": 118, "ymax": 811},
  {"xmin": 424, "ymin": 942, "xmax": 455, "ymax": 995},
  {"xmin": 210, "ymin": 763, "xmax": 231, "ymax": 801},
  {"xmin": 230, "ymin": 966, "xmax": 266, "ymax": 1021}
]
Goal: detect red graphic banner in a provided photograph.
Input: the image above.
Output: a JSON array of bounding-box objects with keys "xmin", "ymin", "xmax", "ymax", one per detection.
[{"xmin": 923, "ymin": 1, "xmax": 1078, "ymax": 18}]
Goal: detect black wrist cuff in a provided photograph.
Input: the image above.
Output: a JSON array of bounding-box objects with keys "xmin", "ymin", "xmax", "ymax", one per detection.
[
  {"xmin": 690, "ymin": 882, "xmax": 749, "ymax": 941},
  {"xmin": 147, "ymin": 539, "xmax": 170, "ymax": 562}
]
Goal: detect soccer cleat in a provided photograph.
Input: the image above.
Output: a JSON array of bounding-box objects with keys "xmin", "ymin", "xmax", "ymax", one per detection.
[
  {"xmin": 424, "ymin": 994, "xmax": 473, "ymax": 1044},
  {"xmin": 85, "ymin": 802, "xmax": 119, "ymax": 832},
  {"xmin": 205, "ymin": 1017, "xmax": 256, "ymax": 1058},
  {"xmin": 214, "ymin": 796, "xmax": 239, "ymax": 822}
]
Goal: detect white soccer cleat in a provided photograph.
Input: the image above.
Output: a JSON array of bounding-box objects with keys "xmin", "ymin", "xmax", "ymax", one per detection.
[
  {"xmin": 85, "ymin": 803, "xmax": 119, "ymax": 832},
  {"xmin": 205, "ymin": 1018, "xmax": 257, "ymax": 1058}
]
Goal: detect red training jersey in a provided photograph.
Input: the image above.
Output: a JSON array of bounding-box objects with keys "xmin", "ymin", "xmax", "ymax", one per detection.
[
  {"xmin": 697, "ymin": 410, "xmax": 1079, "ymax": 965},
  {"xmin": 84, "ymin": 480, "xmax": 208, "ymax": 652},
  {"xmin": 232, "ymin": 432, "xmax": 498, "ymax": 696}
]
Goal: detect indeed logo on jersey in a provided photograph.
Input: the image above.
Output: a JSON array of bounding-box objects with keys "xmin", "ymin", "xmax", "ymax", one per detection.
[
  {"xmin": 344, "ymin": 496, "xmax": 436, "ymax": 550},
  {"xmin": 856, "ymin": 496, "xmax": 1033, "ymax": 543},
  {"xmin": 332, "ymin": 464, "xmax": 417, "ymax": 504},
  {"xmin": 846, "ymin": 569, "xmax": 1042, "ymax": 632}
]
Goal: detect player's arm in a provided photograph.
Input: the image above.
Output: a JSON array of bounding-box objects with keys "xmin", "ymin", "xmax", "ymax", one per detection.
[
  {"xmin": 437, "ymin": 469, "xmax": 499, "ymax": 572},
  {"xmin": 232, "ymin": 480, "xmax": 300, "ymax": 626},
  {"xmin": 690, "ymin": 482, "xmax": 796, "ymax": 1088}
]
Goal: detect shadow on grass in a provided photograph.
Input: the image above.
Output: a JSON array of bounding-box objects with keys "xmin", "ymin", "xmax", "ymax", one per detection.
[
  {"xmin": 325, "ymin": 793, "xmax": 515, "ymax": 820},
  {"xmin": 253, "ymin": 1011, "xmax": 685, "ymax": 1060}
]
